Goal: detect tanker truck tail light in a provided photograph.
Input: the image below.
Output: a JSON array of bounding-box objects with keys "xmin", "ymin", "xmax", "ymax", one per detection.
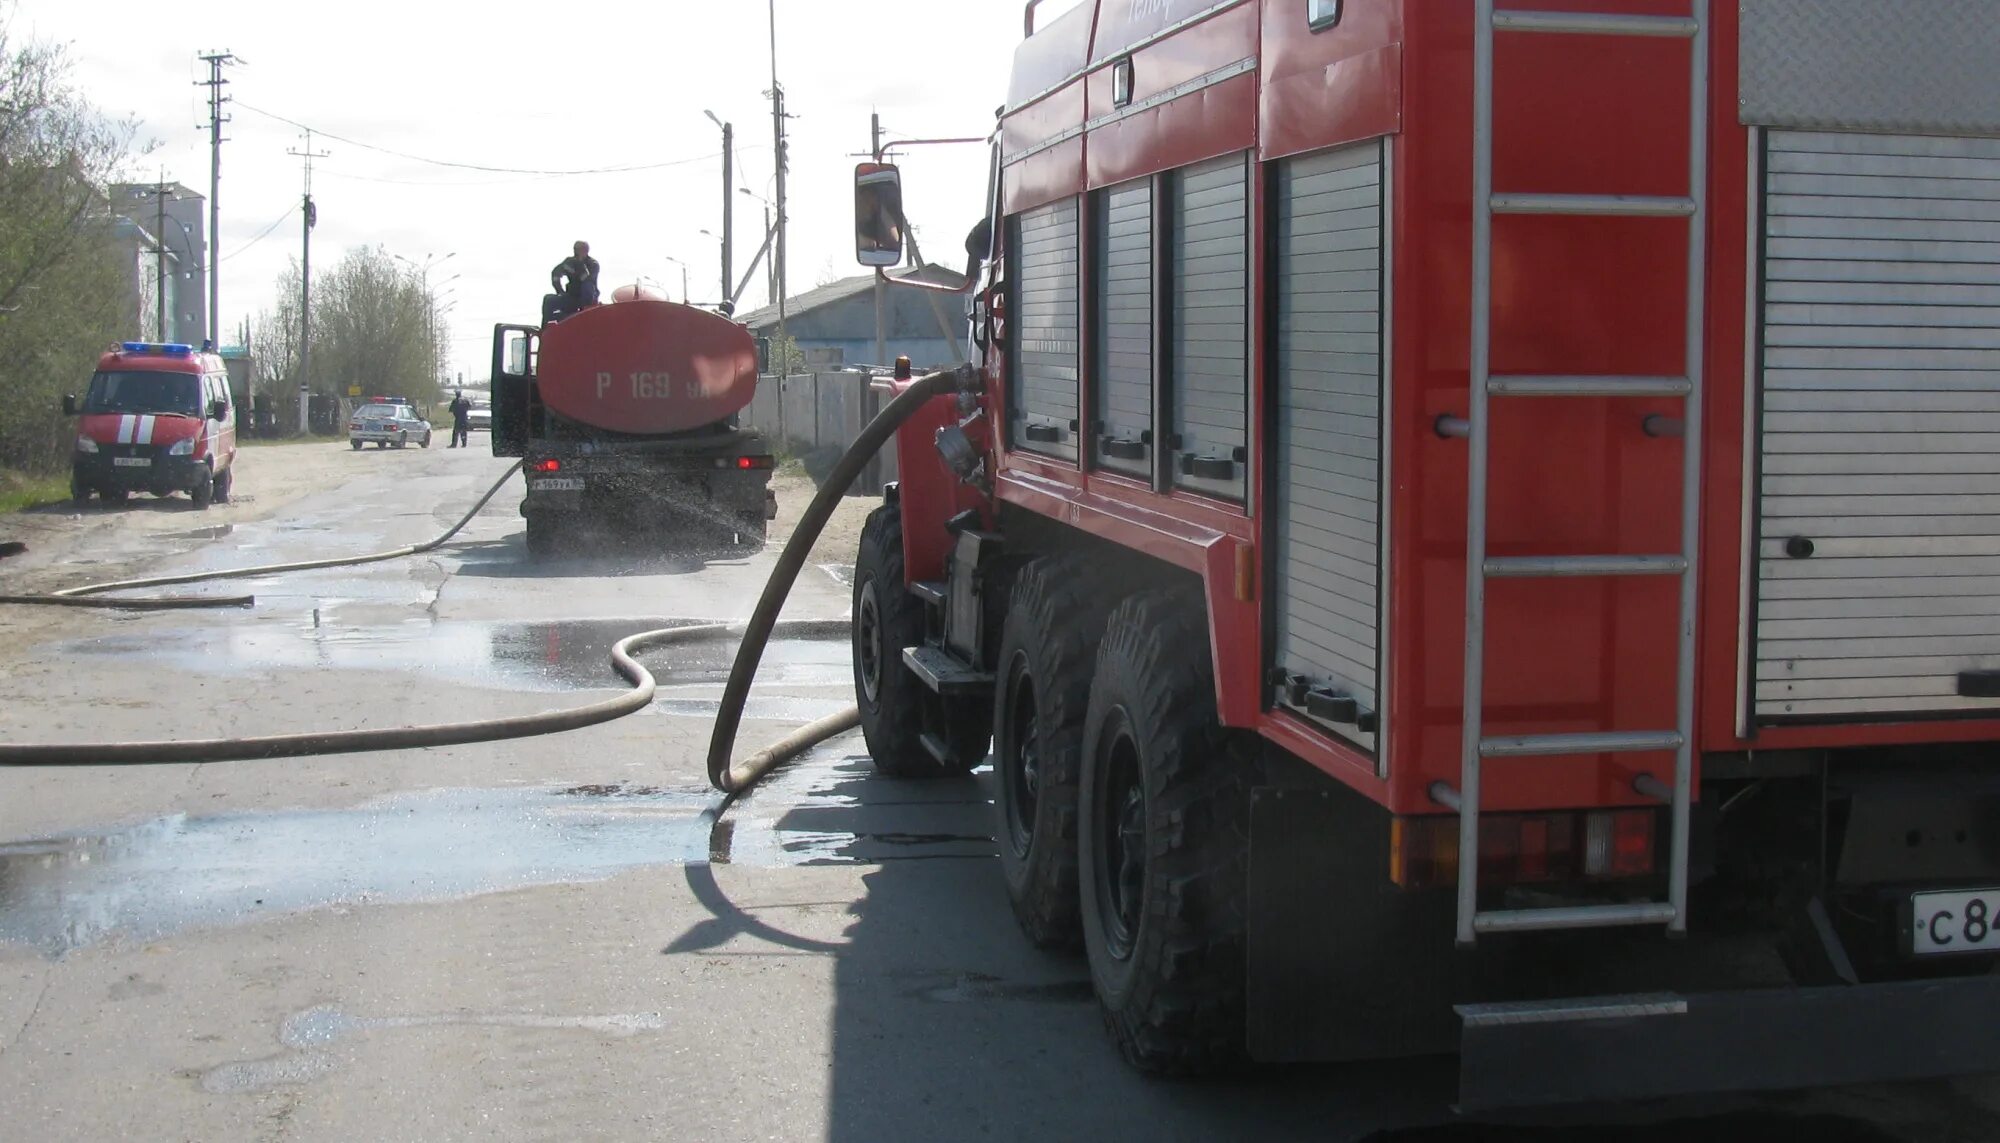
[
  {"xmin": 532, "ymin": 459, "xmax": 562, "ymax": 473},
  {"xmin": 717, "ymin": 455, "xmax": 774, "ymax": 470}
]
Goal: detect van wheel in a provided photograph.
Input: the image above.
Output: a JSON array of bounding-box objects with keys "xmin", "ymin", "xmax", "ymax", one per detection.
[
  {"xmin": 212, "ymin": 467, "xmax": 233, "ymax": 504},
  {"xmin": 190, "ymin": 468, "xmax": 214, "ymax": 510},
  {"xmin": 994, "ymin": 556, "xmax": 1114, "ymax": 949},
  {"xmin": 1078, "ymin": 590, "xmax": 1251, "ymax": 1074},
  {"xmin": 70, "ymin": 473, "xmax": 91, "ymax": 506}
]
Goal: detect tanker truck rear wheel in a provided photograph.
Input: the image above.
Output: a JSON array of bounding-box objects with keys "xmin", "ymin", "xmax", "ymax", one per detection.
[
  {"xmin": 1078, "ymin": 590, "xmax": 1250, "ymax": 1074},
  {"xmin": 525, "ymin": 516, "xmax": 560, "ymax": 558},
  {"xmin": 994, "ymin": 556, "xmax": 1111, "ymax": 950},
  {"xmin": 853, "ymin": 503, "xmax": 980, "ymax": 778}
]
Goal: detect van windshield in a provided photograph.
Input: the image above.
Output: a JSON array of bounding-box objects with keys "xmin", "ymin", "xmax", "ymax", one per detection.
[{"xmin": 82, "ymin": 371, "xmax": 201, "ymax": 416}]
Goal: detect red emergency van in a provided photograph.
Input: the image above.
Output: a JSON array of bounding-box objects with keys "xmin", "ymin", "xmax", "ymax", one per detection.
[{"xmin": 65, "ymin": 342, "xmax": 238, "ymax": 509}]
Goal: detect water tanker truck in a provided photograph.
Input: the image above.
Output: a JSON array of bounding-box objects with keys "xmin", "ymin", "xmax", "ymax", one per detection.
[{"xmin": 489, "ymin": 284, "xmax": 776, "ymax": 555}]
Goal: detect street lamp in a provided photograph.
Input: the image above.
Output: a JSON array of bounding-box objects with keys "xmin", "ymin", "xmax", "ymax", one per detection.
[
  {"xmin": 393, "ymin": 252, "xmax": 457, "ymax": 389},
  {"xmin": 661, "ymin": 255, "xmax": 691, "ymax": 304}
]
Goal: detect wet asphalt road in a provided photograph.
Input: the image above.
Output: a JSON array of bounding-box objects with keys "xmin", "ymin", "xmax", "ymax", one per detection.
[{"xmin": 0, "ymin": 442, "xmax": 1996, "ymax": 1141}]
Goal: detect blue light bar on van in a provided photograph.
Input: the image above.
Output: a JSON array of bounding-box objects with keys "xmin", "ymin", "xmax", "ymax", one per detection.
[{"xmin": 119, "ymin": 342, "xmax": 194, "ymax": 356}]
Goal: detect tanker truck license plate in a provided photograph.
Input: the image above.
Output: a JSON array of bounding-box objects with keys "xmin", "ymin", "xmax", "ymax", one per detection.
[
  {"xmin": 535, "ymin": 478, "xmax": 584, "ymax": 491},
  {"xmin": 1912, "ymin": 889, "xmax": 2000, "ymax": 955}
]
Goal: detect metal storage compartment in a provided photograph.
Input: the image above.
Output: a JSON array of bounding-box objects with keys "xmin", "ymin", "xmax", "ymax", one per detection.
[
  {"xmin": 1270, "ymin": 140, "xmax": 1386, "ymax": 750},
  {"xmin": 1092, "ymin": 179, "xmax": 1155, "ymax": 479},
  {"xmin": 1009, "ymin": 197, "xmax": 1081, "ymax": 461},
  {"xmin": 1170, "ymin": 153, "xmax": 1249, "ymax": 499},
  {"xmin": 1755, "ymin": 129, "xmax": 2000, "ymax": 720}
]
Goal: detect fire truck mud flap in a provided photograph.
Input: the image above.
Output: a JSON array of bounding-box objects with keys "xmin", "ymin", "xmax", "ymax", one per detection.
[{"xmin": 1455, "ymin": 974, "xmax": 2000, "ymax": 1110}]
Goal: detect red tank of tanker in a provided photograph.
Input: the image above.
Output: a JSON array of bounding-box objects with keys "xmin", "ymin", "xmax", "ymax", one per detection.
[{"xmin": 534, "ymin": 283, "xmax": 759, "ymax": 435}]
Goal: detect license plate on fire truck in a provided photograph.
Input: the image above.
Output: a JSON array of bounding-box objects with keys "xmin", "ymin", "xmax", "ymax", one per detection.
[
  {"xmin": 113, "ymin": 457, "xmax": 150, "ymax": 467},
  {"xmin": 1912, "ymin": 888, "xmax": 2000, "ymax": 955},
  {"xmin": 534, "ymin": 478, "xmax": 583, "ymax": 492}
]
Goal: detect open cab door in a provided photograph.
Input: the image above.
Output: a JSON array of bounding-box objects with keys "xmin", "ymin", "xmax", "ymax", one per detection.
[{"xmin": 489, "ymin": 324, "xmax": 537, "ymax": 458}]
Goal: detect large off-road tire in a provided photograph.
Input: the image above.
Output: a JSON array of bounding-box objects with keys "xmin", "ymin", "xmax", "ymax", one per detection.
[
  {"xmin": 852, "ymin": 502, "xmax": 985, "ymax": 778},
  {"xmin": 854, "ymin": 503, "xmax": 933, "ymax": 776},
  {"xmin": 1078, "ymin": 590, "xmax": 1251, "ymax": 1074},
  {"xmin": 994, "ymin": 557, "xmax": 1114, "ymax": 949},
  {"xmin": 189, "ymin": 467, "xmax": 214, "ymax": 510}
]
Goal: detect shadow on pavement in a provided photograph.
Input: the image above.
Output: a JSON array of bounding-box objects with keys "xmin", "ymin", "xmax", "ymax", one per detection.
[{"xmin": 666, "ymin": 751, "xmax": 2000, "ymax": 1142}]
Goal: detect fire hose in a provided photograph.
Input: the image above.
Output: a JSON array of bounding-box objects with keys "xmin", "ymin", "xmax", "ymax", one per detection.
[{"xmin": 0, "ymin": 368, "xmax": 972, "ymax": 799}]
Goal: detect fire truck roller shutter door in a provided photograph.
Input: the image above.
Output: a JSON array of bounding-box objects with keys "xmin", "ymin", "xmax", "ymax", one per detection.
[
  {"xmin": 1170, "ymin": 152, "xmax": 1250, "ymax": 500},
  {"xmin": 1755, "ymin": 129, "xmax": 2000, "ymax": 723},
  {"xmin": 1093, "ymin": 179, "xmax": 1155, "ymax": 478},
  {"xmin": 1272, "ymin": 139, "xmax": 1387, "ymax": 752},
  {"xmin": 1010, "ymin": 198, "xmax": 1081, "ymax": 461}
]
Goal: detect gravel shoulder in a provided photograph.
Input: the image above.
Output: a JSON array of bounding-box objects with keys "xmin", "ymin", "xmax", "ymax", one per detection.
[{"xmin": 0, "ymin": 441, "xmax": 363, "ymax": 595}]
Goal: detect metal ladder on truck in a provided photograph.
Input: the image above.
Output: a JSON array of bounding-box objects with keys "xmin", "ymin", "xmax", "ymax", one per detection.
[{"xmin": 1431, "ymin": 1, "xmax": 1708, "ymax": 946}]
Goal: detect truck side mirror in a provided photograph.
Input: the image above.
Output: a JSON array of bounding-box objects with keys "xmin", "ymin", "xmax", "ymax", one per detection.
[
  {"xmin": 756, "ymin": 337, "xmax": 772, "ymax": 375},
  {"xmin": 210, "ymin": 398, "xmax": 229, "ymax": 422},
  {"xmin": 854, "ymin": 162, "xmax": 905, "ymax": 268},
  {"xmin": 62, "ymin": 394, "xmax": 77, "ymax": 416}
]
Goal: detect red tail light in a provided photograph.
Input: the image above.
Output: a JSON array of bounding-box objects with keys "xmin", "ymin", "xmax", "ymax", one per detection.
[
  {"xmin": 736, "ymin": 455, "xmax": 774, "ymax": 470},
  {"xmin": 532, "ymin": 459, "xmax": 561, "ymax": 473},
  {"xmin": 1391, "ymin": 810, "xmax": 1657, "ymax": 889}
]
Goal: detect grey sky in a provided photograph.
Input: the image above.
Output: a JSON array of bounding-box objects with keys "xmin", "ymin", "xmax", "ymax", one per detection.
[{"xmin": 25, "ymin": 0, "xmax": 1076, "ymax": 380}]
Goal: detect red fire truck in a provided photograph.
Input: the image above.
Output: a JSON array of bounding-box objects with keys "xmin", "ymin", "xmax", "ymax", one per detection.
[{"xmin": 849, "ymin": 0, "xmax": 2000, "ymax": 1106}]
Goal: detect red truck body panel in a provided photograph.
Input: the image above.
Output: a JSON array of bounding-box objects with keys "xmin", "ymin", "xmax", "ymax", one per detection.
[{"xmin": 954, "ymin": 0, "xmax": 2000, "ymax": 819}]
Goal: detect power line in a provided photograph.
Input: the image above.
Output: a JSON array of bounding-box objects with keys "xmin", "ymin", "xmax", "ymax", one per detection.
[
  {"xmin": 219, "ymin": 203, "xmax": 298, "ymax": 263},
  {"xmin": 236, "ymin": 101, "xmax": 737, "ymax": 177}
]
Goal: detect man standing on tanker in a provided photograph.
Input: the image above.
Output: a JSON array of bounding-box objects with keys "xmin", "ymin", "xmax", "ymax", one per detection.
[{"xmin": 543, "ymin": 240, "xmax": 601, "ymax": 325}]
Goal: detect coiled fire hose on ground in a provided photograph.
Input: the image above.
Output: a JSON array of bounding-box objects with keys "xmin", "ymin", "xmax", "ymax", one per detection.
[{"xmin": 0, "ymin": 368, "xmax": 970, "ymax": 797}]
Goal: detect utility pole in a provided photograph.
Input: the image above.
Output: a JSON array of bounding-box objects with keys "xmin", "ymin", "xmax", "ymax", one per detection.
[
  {"xmin": 152, "ymin": 178, "xmax": 170, "ymax": 341},
  {"xmin": 872, "ymin": 112, "xmax": 888, "ymax": 369},
  {"xmin": 706, "ymin": 111, "xmax": 735, "ymax": 313},
  {"xmin": 769, "ymin": 0, "xmax": 789, "ymax": 373},
  {"xmin": 288, "ymin": 131, "xmax": 328, "ymax": 436},
  {"xmin": 197, "ymin": 51, "xmax": 237, "ymax": 351}
]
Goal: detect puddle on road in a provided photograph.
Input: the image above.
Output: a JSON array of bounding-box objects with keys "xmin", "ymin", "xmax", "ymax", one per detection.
[
  {"xmin": 0, "ymin": 774, "xmax": 993, "ymax": 956},
  {"xmin": 54, "ymin": 619, "xmax": 853, "ymax": 703}
]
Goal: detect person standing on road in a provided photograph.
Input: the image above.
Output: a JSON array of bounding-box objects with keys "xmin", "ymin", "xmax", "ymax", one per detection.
[
  {"xmin": 543, "ymin": 241, "xmax": 601, "ymax": 326},
  {"xmin": 448, "ymin": 391, "xmax": 472, "ymax": 448}
]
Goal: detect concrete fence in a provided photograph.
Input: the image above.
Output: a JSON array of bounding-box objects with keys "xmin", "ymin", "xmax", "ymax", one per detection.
[{"xmin": 744, "ymin": 372, "xmax": 901, "ymax": 494}]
